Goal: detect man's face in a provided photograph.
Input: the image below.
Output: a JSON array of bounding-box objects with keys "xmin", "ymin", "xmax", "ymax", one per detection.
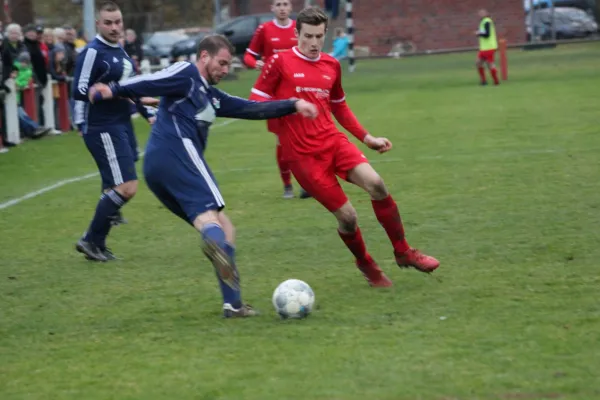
[
  {"xmin": 96, "ymin": 10, "xmax": 123, "ymax": 43},
  {"xmin": 478, "ymin": 9, "xmax": 487, "ymax": 19},
  {"xmin": 8, "ymin": 29, "xmax": 20, "ymax": 43},
  {"xmin": 296, "ymin": 23, "xmax": 326, "ymax": 59},
  {"xmin": 201, "ymin": 48, "xmax": 232, "ymax": 85},
  {"xmin": 125, "ymin": 30, "xmax": 136, "ymax": 43},
  {"xmin": 43, "ymin": 32, "xmax": 54, "ymax": 43},
  {"xmin": 25, "ymin": 30, "xmax": 37, "ymax": 41},
  {"xmin": 272, "ymin": 0, "xmax": 292, "ymax": 21}
]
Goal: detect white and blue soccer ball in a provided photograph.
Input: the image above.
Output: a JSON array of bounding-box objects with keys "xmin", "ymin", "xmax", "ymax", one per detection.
[{"xmin": 272, "ymin": 279, "xmax": 315, "ymax": 319}]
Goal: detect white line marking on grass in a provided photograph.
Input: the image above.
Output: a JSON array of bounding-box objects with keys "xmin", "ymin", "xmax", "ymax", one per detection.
[
  {"xmin": 0, "ymin": 146, "xmax": 582, "ymax": 211},
  {"xmin": 0, "ymin": 120, "xmax": 237, "ymax": 211}
]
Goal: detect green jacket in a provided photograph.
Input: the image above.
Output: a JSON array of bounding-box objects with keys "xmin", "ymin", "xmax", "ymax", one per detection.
[{"xmin": 13, "ymin": 61, "xmax": 33, "ymax": 103}]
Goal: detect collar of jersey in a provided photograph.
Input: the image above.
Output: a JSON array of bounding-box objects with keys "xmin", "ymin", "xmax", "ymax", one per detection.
[
  {"xmin": 96, "ymin": 34, "xmax": 120, "ymax": 48},
  {"xmin": 273, "ymin": 19, "xmax": 293, "ymax": 29},
  {"xmin": 292, "ymin": 46, "xmax": 320, "ymax": 62}
]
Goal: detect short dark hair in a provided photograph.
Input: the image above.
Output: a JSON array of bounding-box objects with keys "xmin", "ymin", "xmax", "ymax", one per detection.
[
  {"xmin": 196, "ymin": 34, "xmax": 235, "ymax": 58},
  {"xmin": 296, "ymin": 6, "xmax": 328, "ymax": 33},
  {"xmin": 97, "ymin": 1, "xmax": 120, "ymax": 14}
]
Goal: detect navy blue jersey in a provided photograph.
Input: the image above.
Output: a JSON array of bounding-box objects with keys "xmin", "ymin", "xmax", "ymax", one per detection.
[
  {"xmin": 72, "ymin": 35, "xmax": 136, "ymax": 129},
  {"xmin": 108, "ymin": 61, "xmax": 299, "ymax": 156}
]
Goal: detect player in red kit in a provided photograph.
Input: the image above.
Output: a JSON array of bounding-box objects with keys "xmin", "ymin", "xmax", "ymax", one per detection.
[
  {"xmin": 250, "ymin": 7, "xmax": 440, "ymax": 287},
  {"xmin": 243, "ymin": 0, "xmax": 310, "ymax": 200}
]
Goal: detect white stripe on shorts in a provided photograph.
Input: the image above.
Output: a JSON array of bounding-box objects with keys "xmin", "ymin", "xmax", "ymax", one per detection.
[
  {"xmin": 182, "ymin": 138, "xmax": 225, "ymax": 207},
  {"xmin": 100, "ymin": 132, "xmax": 124, "ymax": 185}
]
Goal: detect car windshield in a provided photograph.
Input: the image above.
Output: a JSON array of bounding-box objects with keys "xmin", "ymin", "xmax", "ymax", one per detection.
[
  {"xmin": 147, "ymin": 32, "xmax": 189, "ymax": 47},
  {"xmin": 557, "ymin": 8, "xmax": 589, "ymax": 20}
]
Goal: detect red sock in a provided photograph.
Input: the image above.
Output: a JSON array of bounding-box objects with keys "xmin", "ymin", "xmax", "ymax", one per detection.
[
  {"xmin": 372, "ymin": 195, "xmax": 410, "ymax": 254},
  {"xmin": 276, "ymin": 145, "xmax": 291, "ymax": 187},
  {"xmin": 478, "ymin": 67, "xmax": 486, "ymax": 84},
  {"xmin": 338, "ymin": 227, "xmax": 370, "ymax": 262},
  {"xmin": 490, "ymin": 67, "xmax": 499, "ymax": 85}
]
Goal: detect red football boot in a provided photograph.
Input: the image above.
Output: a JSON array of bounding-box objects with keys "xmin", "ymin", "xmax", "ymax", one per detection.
[
  {"xmin": 395, "ymin": 249, "xmax": 440, "ymax": 273},
  {"xmin": 356, "ymin": 256, "xmax": 393, "ymax": 287}
]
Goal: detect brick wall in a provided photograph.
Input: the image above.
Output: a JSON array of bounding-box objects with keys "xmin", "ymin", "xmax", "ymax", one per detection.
[{"xmin": 237, "ymin": 0, "xmax": 524, "ymax": 56}]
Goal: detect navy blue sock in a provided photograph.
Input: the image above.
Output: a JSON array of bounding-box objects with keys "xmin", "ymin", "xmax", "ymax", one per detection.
[
  {"xmin": 84, "ymin": 189, "xmax": 127, "ymax": 247},
  {"xmin": 201, "ymin": 224, "xmax": 241, "ymax": 308}
]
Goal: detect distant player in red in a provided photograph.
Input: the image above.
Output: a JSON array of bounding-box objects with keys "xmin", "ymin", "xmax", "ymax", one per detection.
[
  {"xmin": 250, "ymin": 7, "xmax": 440, "ymax": 287},
  {"xmin": 243, "ymin": 0, "xmax": 310, "ymax": 199}
]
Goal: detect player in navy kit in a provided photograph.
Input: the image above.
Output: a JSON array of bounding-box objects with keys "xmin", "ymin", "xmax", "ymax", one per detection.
[
  {"xmin": 72, "ymin": 1, "xmax": 155, "ymax": 261},
  {"xmin": 89, "ymin": 34, "xmax": 318, "ymax": 317}
]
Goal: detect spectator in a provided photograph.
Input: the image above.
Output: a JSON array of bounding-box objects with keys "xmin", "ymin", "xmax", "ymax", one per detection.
[
  {"xmin": 2, "ymin": 24, "xmax": 26, "ymax": 83},
  {"xmin": 43, "ymin": 28, "xmax": 55, "ymax": 51},
  {"xmin": 62, "ymin": 25, "xmax": 76, "ymax": 76},
  {"xmin": 74, "ymin": 29, "xmax": 87, "ymax": 53},
  {"xmin": 59, "ymin": 26, "xmax": 76, "ymax": 128},
  {"xmin": 23, "ymin": 24, "xmax": 48, "ymax": 88},
  {"xmin": 330, "ymin": 27, "xmax": 349, "ymax": 60},
  {"xmin": 13, "ymin": 51, "xmax": 50, "ymax": 139},
  {"xmin": 53, "ymin": 27, "xmax": 65, "ymax": 48},
  {"xmin": 36, "ymin": 25, "xmax": 50, "ymax": 67},
  {"xmin": 124, "ymin": 29, "xmax": 143, "ymax": 72},
  {"xmin": 49, "ymin": 43, "xmax": 67, "ymax": 133},
  {"xmin": 23, "ymin": 24, "xmax": 49, "ymax": 129}
]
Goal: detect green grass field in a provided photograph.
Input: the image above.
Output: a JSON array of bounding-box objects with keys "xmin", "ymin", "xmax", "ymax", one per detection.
[{"xmin": 1, "ymin": 42, "xmax": 599, "ymax": 400}]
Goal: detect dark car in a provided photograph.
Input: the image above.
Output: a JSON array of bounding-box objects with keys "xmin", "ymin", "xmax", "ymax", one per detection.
[
  {"xmin": 143, "ymin": 30, "xmax": 190, "ymax": 64},
  {"xmin": 526, "ymin": 7, "xmax": 599, "ymax": 41},
  {"xmin": 170, "ymin": 13, "xmax": 296, "ymax": 62}
]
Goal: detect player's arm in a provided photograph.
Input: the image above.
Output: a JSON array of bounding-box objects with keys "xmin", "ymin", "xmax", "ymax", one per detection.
[
  {"xmin": 104, "ymin": 62, "xmax": 194, "ymax": 99},
  {"xmin": 72, "ymin": 47, "xmax": 99, "ymax": 101},
  {"xmin": 132, "ymin": 98, "xmax": 154, "ymax": 122},
  {"xmin": 243, "ymin": 25, "xmax": 264, "ymax": 69},
  {"xmin": 329, "ymin": 62, "xmax": 368, "ymax": 142},
  {"xmin": 477, "ymin": 22, "xmax": 490, "ymax": 37},
  {"xmin": 213, "ymin": 88, "xmax": 315, "ymax": 120},
  {"xmin": 330, "ymin": 62, "xmax": 392, "ymax": 153}
]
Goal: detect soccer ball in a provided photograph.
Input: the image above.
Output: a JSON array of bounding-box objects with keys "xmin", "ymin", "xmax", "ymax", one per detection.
[{"xmin": 272, "ymin": 279, "xmax": 315, "ymax": 319}]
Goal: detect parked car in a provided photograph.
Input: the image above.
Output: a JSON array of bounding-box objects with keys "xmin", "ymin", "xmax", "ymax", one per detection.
[
  {"xmin": 143, "ymin": 30, "xmax": 190, "ymax": 64},
  {"xmin": 526, "ymin": 7, "xmax": 599, "ymax": 41},
  {"xmin": 170, "ymin": 13, "xmax": 297, "ymax": 62},
  {"xmin": 524, "ymin": 0, "xmax": 595, "ymax": 13}
]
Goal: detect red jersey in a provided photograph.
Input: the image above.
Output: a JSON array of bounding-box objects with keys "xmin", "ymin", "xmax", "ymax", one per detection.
[
  {"xmin": 244, "ymin": 19, "xmax": 297, "ymax": 69},
  {"xmin": 250, "ymin": 47, "xmax": 368, "ymax": 159}
]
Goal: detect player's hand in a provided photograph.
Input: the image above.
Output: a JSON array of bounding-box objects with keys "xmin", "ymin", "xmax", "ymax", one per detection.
[
  {"xmin": 256, "ymin": 60, "xmax": 265, "ymax": 70},
  {"xmin": 294, "ymin": 99, "xmax": 318, "ymax": 119},
  {"xmin": 364, "ymin": 134, "xmax": 392, "ymax": 153},
  {"xmin": 89, "ymin": 83, "xmax": 113, "ymax": 103},
  {"xmin": 148, "ymin": 116, "xmax": 156, "ymax": 125},
  {"xmin": 140, "ymin": 97, "xmax": 159, "ymax": 106}
]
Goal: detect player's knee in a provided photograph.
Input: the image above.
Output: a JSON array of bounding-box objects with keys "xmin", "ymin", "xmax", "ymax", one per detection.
[
  {"xmin": 218, "ymin": 212, "xmax": 236, "ymax": 243},
  {"xmin": 115, "ymin": 180, "xmax": 138, "ymax": 199},
  {"xmin": 335, "ymin": 204, "xmax": 358, "ymax": 232},
  {"xmin": 365, "ymin": 175, "xmax": 388, "ymax": 200},
  {"xmin": 193, "ymin": 210, "xmax": 220, "ymax": 231}
]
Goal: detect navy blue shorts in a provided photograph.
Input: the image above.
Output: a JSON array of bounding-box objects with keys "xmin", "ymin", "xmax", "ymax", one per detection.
[
  {"xmin": 143, "ymin": 137, "xmax": 225, "ymax": 224},
  {"xmin": 124, "ymin": 121, "xmax": 140, "ymax": 162},
  {"xmin": 84, "ymin": 125, "xmax": 138, "ymax": 189}
]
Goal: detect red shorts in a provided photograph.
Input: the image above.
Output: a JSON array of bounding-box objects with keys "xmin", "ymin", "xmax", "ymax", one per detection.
[
  {"xmin": 478, "ymin": 49, "xmax": 496, "ymax": 63},
  {"xmin": 289, "ymin": 139, "xmax": 368, "ymax": 212}
]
